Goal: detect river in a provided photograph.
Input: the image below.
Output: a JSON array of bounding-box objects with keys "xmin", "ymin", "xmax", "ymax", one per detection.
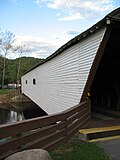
[{"xmin": 0, "ymin": 102, "xmax": 47, "ymax": 125}]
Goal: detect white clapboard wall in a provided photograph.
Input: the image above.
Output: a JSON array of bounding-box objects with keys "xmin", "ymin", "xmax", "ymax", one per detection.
[{"xmin": 22, "ymin": 27, "xmax": 106, "ymax": 115}]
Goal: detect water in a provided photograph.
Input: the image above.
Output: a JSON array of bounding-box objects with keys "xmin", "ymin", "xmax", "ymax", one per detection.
[{"xmin": 0, "ymin": 103, "xmax": 47, "ymax": 125}]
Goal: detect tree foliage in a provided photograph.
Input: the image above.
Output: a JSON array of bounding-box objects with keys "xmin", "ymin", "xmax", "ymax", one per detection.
[
  {"xmin": 0, "ymin": 30, "xmax": 15, "ymax": 87},
  {"xmin": 13, "ymin": 44, "xmax": 30, "ymax": 87},
  {"xmin": 0, "ymin": 57, "xmax": 44, "ymax": 85},
  {"xmin": 0, "ymin": 29, "xmax": 44, "ymax": 86}
]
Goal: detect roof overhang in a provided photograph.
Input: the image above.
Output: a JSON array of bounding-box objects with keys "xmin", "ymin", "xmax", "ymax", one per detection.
[{"xmin": 24, "ymin": 7, "xmax": 120, "ymax": 75}]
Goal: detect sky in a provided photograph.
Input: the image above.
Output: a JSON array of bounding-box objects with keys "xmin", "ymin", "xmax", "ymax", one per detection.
[{"xmin": 0, "ymin": 0, "xmax": 120, "ymax": 59}]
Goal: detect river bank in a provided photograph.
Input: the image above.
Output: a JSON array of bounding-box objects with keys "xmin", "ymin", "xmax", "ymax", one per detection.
[
  {"xmin": 0, "ymin": 90, "xmax": 47, "ymax": 125},
  {"xmin": 0, "ymin": 89, "xmax": 32, "ymax": 104}
]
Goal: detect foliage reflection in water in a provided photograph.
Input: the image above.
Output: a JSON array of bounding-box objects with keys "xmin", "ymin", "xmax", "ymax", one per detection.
[{"xmin": 0, "ymin": 102, "xmax": 47, "ymax": 125}]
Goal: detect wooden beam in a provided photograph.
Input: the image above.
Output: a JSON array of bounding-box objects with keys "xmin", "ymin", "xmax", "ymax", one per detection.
[{"xmin": 81, "ymin": 25, "xmax": 113, "ymax": 102}]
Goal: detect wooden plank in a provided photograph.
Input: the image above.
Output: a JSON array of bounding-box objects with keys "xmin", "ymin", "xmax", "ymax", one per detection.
[
  {"xmin": 0, "ymin": 121, "xmax": 66, "ymax": 154},
  {"xmin": 63, "ymin": 100, "xmax": 90, "ymax": 117},
  {"xmin": 66, "ymin": 116, "xmax": 91, "ymax": 140},
  {"xmin": 0, "ymin": 100, "xmax": 90, "ymax": 160},
  {"xmin": 0, "ymin": 112, "xmax": 66, "ymax": 139},
  {"xmin": 0, "ymin": 100, "xmax": 89, "ymax": 139},
  {"xmin": 66, "ymin": 107, "xmax": 90, "ymax": 126},
  {"xmin": 46, "ymin": 115, "xmax": 91, "ymax": 152},
  {"xmin": 21, "ymin": 128, "xmax": 66, "ymax": 150},
  {"xmin": 66, "ymin": 111, "xmax": 91, "ymax": 134},
  {"xmin": 19, "ymin": 107, "xmax": 89, "ymax": 151},
  {"xmin": 0, "ymin": 101, "xmax": 89, "ymax": 154}
]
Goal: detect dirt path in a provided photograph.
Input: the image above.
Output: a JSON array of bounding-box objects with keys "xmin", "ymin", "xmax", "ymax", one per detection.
[
  {"xmin": 0, "ymin": 90, "xmax": 32, "ymax": 104},
  {"xmin": 0, "ymin": 94, "xmax": 7, "ymax": 103}
]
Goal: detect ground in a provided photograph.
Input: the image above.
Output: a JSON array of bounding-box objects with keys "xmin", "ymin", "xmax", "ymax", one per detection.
[
  {"xmin": 50, "ymin": 136, "xmax": 110, "ymax": 160},
  {"xmin": 0, "ymin": 89, "xmax": 32, "ymax": 104}
]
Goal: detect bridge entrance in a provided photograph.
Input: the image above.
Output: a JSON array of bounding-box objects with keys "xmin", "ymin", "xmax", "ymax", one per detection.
[{"xmin": 90, "ymin": 24, "xmax": 120, "ymax": 118}]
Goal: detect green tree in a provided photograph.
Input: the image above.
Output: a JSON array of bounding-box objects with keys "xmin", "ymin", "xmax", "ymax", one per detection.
[
  {"xmin": 0, "ymin": 56, "xmax": 44, "ymax": 85},
  {"xmin": 13, "ymin": 44, "xmax": 30, "ymax": 87},
  {"xmin": 0, "ymin": 55, "xmax": 3, "ymax": 84},
  {"xmin": 0, "ymin": 30, "xmax": 15, "ymax": 87}
]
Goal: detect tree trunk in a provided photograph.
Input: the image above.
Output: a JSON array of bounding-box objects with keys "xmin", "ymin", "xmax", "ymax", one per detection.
[
  {"xmin": 16, "ymin": 59, "xmax": 21, "ymax": 88},
  {"xmin": 2, "ymin": 57, "xmax": 6, "ymax": 88}
]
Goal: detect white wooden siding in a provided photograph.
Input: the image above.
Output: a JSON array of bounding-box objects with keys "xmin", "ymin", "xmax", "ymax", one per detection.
[
  {"xmin": 22, "ymin": 27, "xmax": 106, "ymax": 115},
  {"xmin": 78, "ymin": 27, "xmax": 106, "ymax": 99}
]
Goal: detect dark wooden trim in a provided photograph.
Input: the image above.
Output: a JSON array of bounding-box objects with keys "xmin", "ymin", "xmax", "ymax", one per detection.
[
  {"xmin": 0, "ymin": 101, "xmax": 88, "ymax": 139},
  {"xmin": 0, "ymin": 100, "xmax": 90, "ymax": 160},
  {"xmin": 81, "ymin": 25, "xmax": 113, "ymax": 102},
  {"xmin": 0, "ymin": 122, "xmax": 65, "ymax": 153},
  {"xmin": 0, "ymin": 112, "xmax": 66, "ymax": 139}
]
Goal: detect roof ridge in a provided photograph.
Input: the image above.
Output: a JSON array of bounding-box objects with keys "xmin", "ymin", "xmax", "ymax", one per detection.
[{"xmin": 23, "ymin": 7, "xmax": 120, "ymax": 75}]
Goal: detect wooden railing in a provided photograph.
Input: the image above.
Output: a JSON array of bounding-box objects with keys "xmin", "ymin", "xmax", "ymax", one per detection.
[{"xmin": 0, "ymin": 100, "xmax": 91, "ymax": 160}]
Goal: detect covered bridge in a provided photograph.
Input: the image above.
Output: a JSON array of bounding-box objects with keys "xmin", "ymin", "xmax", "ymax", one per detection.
[{"xmin": 22, "ymin": 8, "xmax": 120, "ymax": 115}]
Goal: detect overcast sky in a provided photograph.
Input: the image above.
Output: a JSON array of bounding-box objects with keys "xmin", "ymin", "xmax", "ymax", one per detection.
[{"xmin": 0, "ymin": 0, "xmax": 120, "ymax": 59}]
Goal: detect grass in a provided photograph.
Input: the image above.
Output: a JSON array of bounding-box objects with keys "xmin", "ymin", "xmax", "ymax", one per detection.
[
  {"xmin": 0, "ymin": 89, "xmax": 15, "ymax": 94},
  {"xmin": 50, "ymin": 138, "xmax": 109, "ymax": 160}
]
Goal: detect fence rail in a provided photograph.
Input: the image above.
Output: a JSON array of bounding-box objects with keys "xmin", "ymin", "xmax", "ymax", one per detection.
[{"xmin": 0, "ymin": 99, "xmax": 91, "ymax": 160}]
